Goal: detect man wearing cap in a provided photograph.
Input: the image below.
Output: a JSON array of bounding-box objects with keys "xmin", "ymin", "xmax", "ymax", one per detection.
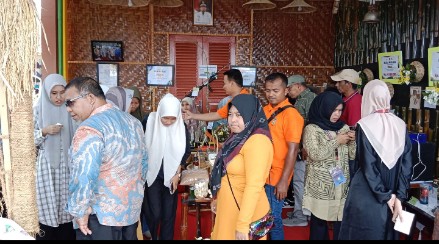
[
  {"xmin": 194, "ymin": 1, "xmax": 212, "ymax": 25},
  {"xmin": 282, "ymin": 75, "xmax": 316, "ymax": 227},
  {"xmin": 331, "ymin": 69, "xmax": 362, "ymax": 127}
]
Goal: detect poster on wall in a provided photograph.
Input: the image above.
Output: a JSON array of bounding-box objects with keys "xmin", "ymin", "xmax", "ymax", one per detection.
[
  {"xmin": 97, "ymin": 63, "xmax": 119, "ymax": 88},
  {"xmin": 146, "ymin": 64, "xmax": 175, "ymax": 86},
  {"xmin": 428, "ymin": 47, "xmax": 439, "ymax": 87},
  {"xmin": 198, "ymin": 65, "xmax": 217, "ymax": 79},
  {"xmin": 378, "ymin": 51, "xmax": 403, "ymax": 84}
]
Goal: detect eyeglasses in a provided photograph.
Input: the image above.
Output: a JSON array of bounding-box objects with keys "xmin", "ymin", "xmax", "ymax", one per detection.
[{"xmin": 65, "ymin": 93, "xmax": 88, "ymax": 107}]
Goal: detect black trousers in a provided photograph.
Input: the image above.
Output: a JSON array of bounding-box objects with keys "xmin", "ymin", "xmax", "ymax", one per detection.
[
  {"xmin": 143, "ymin": 178, "xmax": 178, "ymax": 240},
  {"xmin": 309, "ymin": 214, "xmax": 341, "ymax": 240},
  {"xmin": 36, "ymin": 222, "xmax": 76, "ymax": 240},
  {"xmin": 75, "ymin": 214, "xmax": 138, "ymax": 240}
]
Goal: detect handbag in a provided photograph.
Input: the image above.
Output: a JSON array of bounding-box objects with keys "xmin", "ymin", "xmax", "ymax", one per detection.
[{"xmin": 225, "ymin": 171, "xmax": 274, "ymax": 240}]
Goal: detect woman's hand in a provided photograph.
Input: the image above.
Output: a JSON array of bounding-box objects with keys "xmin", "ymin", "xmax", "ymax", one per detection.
[
  {"xmin": 392, "ymin": 198, "xmax": 403, "ymax": 223},
  {"xmin": 42, "ymin": 124, "xmax": 63, "ymax": 136},
  {"xmin": 336, "ymin": 132, "xmax": 350, "ymax": 145},
  {"xmin": 170, "ymin": 173, "xmax": 180, "ymax": 194},
  {"xmin": 347, "ymin": 130, "xmax": 355, "ymax": 141},
  {"xmin": 235, "ymin": 230, "xmax": 249, "ymax": 240},
  {"xmin": 387, "ymin": 194, "xmax": 396, "ymax": 213}
]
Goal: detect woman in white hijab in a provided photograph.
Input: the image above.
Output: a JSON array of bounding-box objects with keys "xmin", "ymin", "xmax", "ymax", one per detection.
[
  {"xmin": 339, "ymin": 79, "xmax": 413, "ymax": 240},
  {"xmin": 143, "ymin": 93, "xmax": 191, "ymax": 240},
  {"xmin": 33, "ymin": 74, "xmax": 76, "ymax": 240}
]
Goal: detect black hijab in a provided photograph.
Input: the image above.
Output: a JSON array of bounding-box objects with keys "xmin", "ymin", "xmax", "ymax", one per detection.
[
  {"xmin": 308, "ymin": 91, "xmax": 345, "ymax": 131},
  {"xmin": 209, "ymin": 94, "xmax": 271, "ymax": 198}
]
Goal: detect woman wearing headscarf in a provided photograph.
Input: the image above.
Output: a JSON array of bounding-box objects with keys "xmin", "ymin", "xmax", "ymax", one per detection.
[
  {"xmin": 105, "ymin": 86, "xmax": 134, "ymax": 112},
  {"xmin": 302, "ymin": 91, "xmax": 355, "ymax": 240},
  {"xmin": 181, "ymin": 97, "xmax": 206, "ymax": 143},
  {"xmin": 33, "ymin": 74, "xmax": 76, "ymax": 240},
  {"xmin": 210, "ymin": 94, "xmax": 273, "ymax": 240},
  {"xmin": 129, "ymin": 86, "xmax": 144, "ymax": 122},
  {"xmin": 143, "ymin": 93, "xmax": 191, "ymax": 240},
  {"xmin": 339, "ymin": 79, "xmax": 412, "ymax": 240}
]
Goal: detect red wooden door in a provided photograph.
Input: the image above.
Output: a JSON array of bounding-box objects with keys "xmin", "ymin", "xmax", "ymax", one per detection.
[{"xmin": 170, "ymin": 35, "xmax": 235, "ymax": 113}]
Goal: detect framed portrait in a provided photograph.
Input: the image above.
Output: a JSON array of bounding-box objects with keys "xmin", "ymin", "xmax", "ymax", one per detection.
[
  {"xmin": 146, "ymin": 64, "xmax": 175, "ymax": 86},
  {"xmin": 97, "ymin": 63, "xmax": 119, "ymax": 88},
  {"xmin": 91, "ymin": 40, "xmax": 124, "ymax": 62},
  {"xmin": 428, "ymin": 46, "xmax": 439, "ymax": 86},
  {"xmin": 193, "ymin": 0, "xmax": 213, "ymax": 26},
  {"xmin": 378, "ymin": 51, "xmax": 403, "ymax": 84}
]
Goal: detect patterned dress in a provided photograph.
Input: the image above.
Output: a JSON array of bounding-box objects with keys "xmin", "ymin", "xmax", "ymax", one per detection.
[
  {"xmin": 302, "ymin": 124, "xmax": 355, "ymax": 221},
  {"xmin": 34, "ymin": 104, "xmax": 73, "ymax": 227}
]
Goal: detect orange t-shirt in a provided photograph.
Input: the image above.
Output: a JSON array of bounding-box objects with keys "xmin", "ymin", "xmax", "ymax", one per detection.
[
  {"xmin": 263, "ymin": 98, "xmax": 304, "ymax": 186},
  {"xmin": 216, "ymin": 89, "xmax": 249, "ymax": 118}
]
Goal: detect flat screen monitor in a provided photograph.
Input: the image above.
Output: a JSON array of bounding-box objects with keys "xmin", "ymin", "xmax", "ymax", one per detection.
[
  {"xmin": 231, "ymin": 66, "xmax": 257, "ymax": 87},
  {"xmin": 146, "ymin": 64, "xmax": 175, "ymax": 86},
  {"xmin": 91, "ymin": 40, "xmax": 124, "ymax": 62}
]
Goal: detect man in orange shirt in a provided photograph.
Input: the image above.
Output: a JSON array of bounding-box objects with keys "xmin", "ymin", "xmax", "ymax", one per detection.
[
  {"xmin": 184, "ymin": 69, "xmax": 248, "ymax": 122},
  {"xmin": 263, "ymin": 72, "xmax": 304, "ymax": 240}
]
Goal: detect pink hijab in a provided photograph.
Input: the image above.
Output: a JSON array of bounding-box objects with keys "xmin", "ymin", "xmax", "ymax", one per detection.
[{"xmin": 357, "ymin": 79, "xmax": 406, "ymax": 169}]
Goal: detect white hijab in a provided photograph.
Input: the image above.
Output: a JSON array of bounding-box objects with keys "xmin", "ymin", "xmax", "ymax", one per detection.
[
  {"xmin": 105, "ymin": 86, "xmax": 134, "ymax": 113},
  {"xmin": 38, "ymin": 74, "xmax": 74, "ymax": 169},
  {"xmin": 145, "ymin": 93, "xmax": 186, "ymax": 188},
  {"xmin": 357, "ymin": 79, "xmax": 406, "ymax": 170}
]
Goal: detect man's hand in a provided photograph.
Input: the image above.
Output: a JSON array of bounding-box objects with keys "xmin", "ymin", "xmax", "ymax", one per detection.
[
  {"xmin": 184, "ymin": 110, "xmax": 194, "ymax": 120},
  {"xmin": 211, "ymin": 199, "xmax": 217, "ymax": 214},
  {"xmin": 274, "ymin": 181, "xmax": 288, "ymax": 200},
  {"xmin": 76, "ymin": 207, "xmax": 93, "ymax": 235}
]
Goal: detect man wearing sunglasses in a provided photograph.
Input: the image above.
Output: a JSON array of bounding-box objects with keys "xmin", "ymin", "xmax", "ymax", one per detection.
[{"xmin": 64, "ymin": 77, "xmax": 148, "ymax": 240}]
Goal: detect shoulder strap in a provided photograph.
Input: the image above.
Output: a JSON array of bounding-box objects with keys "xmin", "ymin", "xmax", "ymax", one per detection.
[{"xmin": 267, "ymin": 105, "xmax": 294, "ymax": 123}]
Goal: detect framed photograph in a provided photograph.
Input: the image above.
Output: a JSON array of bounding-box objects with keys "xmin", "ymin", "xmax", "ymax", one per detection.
[
  {"xmin": 146, "ymin": 64, "xmax": 175, "ymax": 86},
  {"xmin": 97, "ymin": 63, "xmax": 119, "ymax": 88},
  {"xmin": 409, "ymin": 86, "xmax": 421, "ymax": 109},
  {"xmin": 193, "ymin": 0, "xmax": 213, "ymax": 26},
  {"xmin": 91, "ymin": 40, "xmax": 124, "ymax": 62},
  {"xmin": 378, "ymin": 51, "xmax": 403, "ymax": 84},
  {"xmin": 231, "ymin": 65, "xmax": 257, "ymax": 87},
  {"xmin": 428, "ymin": 46, "xmax": 439, "ymax": 86}
]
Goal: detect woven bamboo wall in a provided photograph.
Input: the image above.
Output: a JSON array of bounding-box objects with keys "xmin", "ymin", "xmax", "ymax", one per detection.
[{"xmin": 66, "ymin": 0, "xmax": 334, "ymax": 112}]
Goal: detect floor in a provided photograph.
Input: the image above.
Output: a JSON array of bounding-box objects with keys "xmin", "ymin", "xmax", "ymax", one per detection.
[{"xmin": 137, "ymin": 192, "xmax": 429, "ymax": 240}]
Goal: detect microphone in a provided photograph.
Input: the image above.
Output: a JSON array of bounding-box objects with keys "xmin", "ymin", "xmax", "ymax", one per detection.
[{"xmin": 208, "ymin": 72, "xmax": 218, "ymax": 82}]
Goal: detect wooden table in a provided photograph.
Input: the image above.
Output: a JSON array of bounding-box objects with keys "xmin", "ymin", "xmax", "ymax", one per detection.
[{"xmin": 180, "ymin": 192, "xmax": 215, "ymax": 240}]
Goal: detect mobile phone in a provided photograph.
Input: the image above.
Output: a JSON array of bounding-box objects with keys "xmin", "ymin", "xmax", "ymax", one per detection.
[{"xmin": 169, "ymin": 184, "xmax": 174, "ymax": 194}]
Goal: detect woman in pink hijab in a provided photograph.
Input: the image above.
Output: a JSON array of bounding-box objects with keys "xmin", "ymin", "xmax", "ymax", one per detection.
[{"xmin": 339, "ymin": 79, "xmax": 413, "ymax": 240}]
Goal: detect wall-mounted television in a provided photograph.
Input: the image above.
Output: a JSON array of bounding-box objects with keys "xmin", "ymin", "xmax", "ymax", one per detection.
[
  {"xmin": 146, "ymin": 64, "xmax": 175, "ymax": 86},
  {"xmin": 91, "ymin": 40, "xmax": 124, "ymax": 62},
  {"xmin": 231, "ymin": 65, "xmax": 257, "ymax": 87}
]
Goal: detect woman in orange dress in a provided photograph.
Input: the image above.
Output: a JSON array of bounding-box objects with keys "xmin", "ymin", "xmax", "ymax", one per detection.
[{"xmin": 210, "ymin": 94, "xmax": 273, "ymax": 240}]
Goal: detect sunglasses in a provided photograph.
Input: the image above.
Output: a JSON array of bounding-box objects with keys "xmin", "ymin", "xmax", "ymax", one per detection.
[{"xmin": 65, "ymin": 93, "xmax": 88, "ymax": 107}]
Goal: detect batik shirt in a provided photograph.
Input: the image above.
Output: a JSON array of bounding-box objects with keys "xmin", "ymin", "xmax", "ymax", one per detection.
[{"xmin": 66, "ymin": 103, "xmax": 147, "ymax": 228}]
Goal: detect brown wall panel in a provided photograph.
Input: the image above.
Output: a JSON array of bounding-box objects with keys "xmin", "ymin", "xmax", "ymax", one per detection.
[{"xmin": 66, "ymin": 0, "xmax": 334, "ymax": 112}]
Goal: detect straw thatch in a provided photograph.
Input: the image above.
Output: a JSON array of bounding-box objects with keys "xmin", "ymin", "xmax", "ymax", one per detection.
[{"xmin": 0, "ymin": 0, "xmax": 40, "ymax": 236}]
